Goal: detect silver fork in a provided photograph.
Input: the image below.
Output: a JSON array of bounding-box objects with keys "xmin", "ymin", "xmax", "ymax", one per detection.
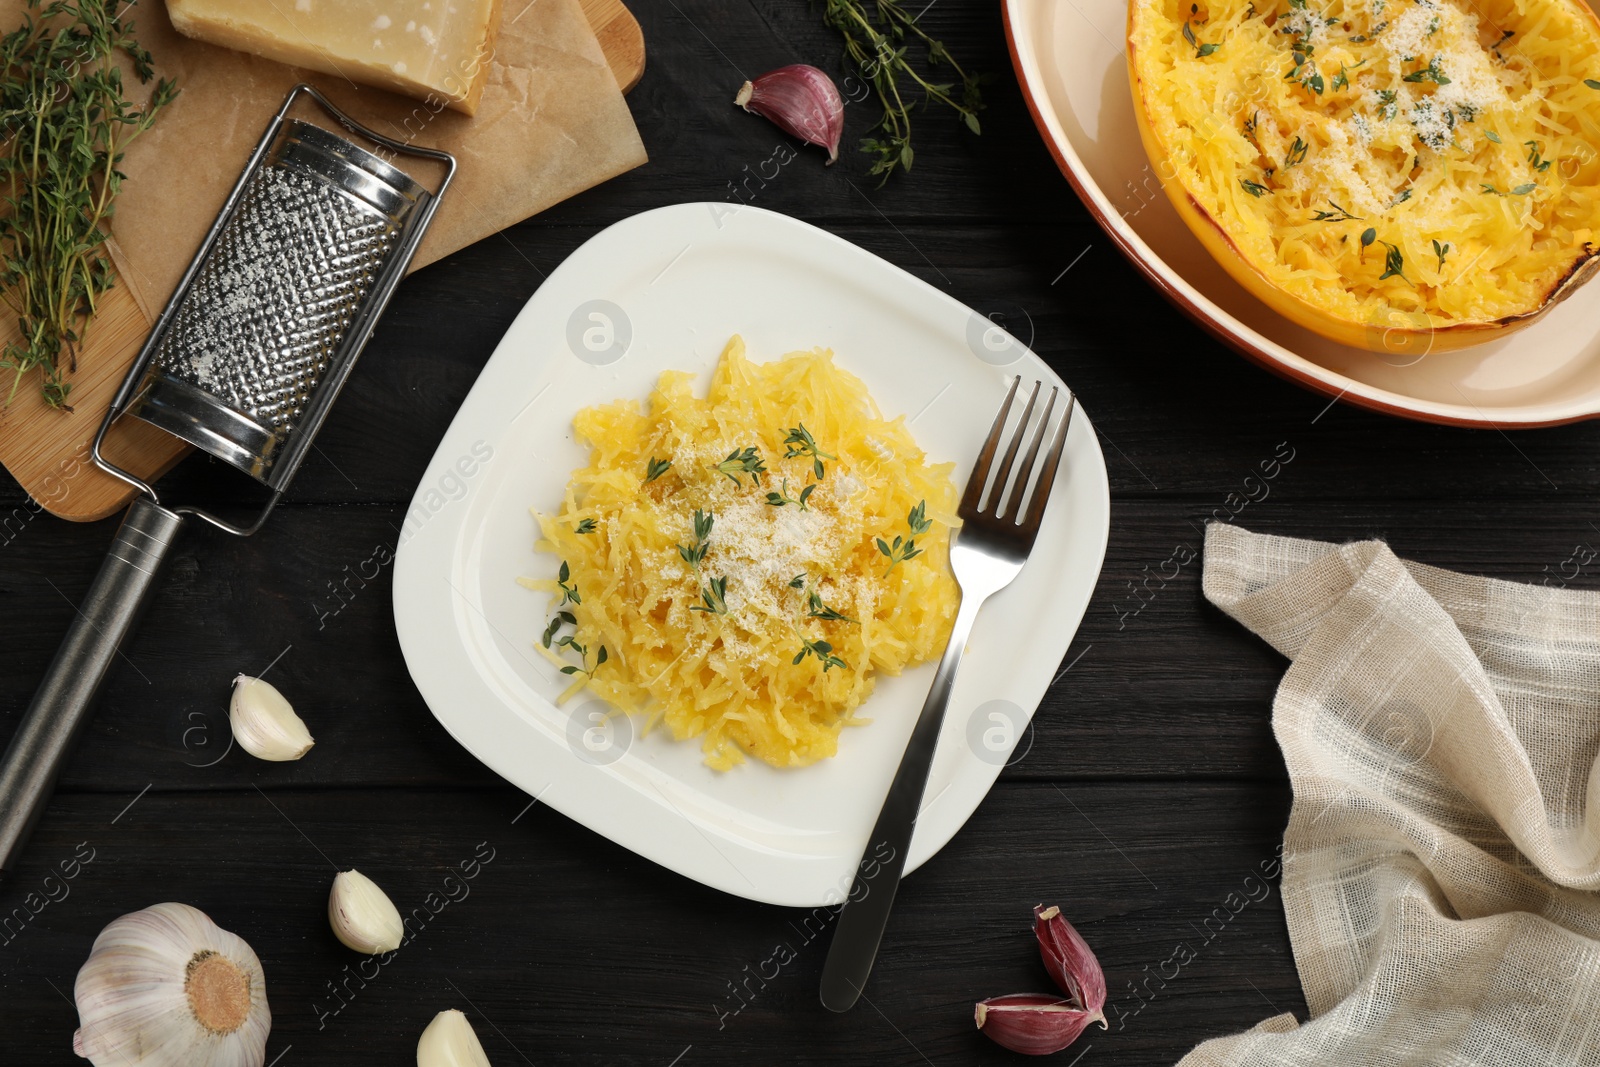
[{"xmin": 819, "ymin": 377, "xmax": 1076, "ymax": 1012}]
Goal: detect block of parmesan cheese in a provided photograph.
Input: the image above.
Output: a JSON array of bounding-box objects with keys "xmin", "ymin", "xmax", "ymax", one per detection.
[{"xmin": 166, "ymin": 0, "xmax": 503, "ymax": 115}]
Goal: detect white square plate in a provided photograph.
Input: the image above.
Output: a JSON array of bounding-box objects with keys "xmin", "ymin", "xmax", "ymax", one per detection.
[{"xmin": 393, "ymin": 204, "xmax": 1110, "ymax": 906}]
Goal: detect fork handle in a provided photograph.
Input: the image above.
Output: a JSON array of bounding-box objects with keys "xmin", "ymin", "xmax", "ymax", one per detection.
[{"xmin": 820, "ymin": 592, "xmax": 981, "ymax": 1012}]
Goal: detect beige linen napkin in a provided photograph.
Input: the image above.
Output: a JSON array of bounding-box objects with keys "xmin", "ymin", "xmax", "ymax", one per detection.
[{"xmin": 1184, "ymin": 523, "xmax": 1600, "ymax": 1067}]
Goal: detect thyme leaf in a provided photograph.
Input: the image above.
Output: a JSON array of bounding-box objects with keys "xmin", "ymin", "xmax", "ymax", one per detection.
[{"xmin": 645, "ymin": 456, "xmax": 672, "ymax": 482}]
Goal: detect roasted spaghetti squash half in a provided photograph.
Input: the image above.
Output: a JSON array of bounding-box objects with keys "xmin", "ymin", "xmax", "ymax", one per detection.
[{"xmin": 1128, "ymin": 0, "xmax": 1600, "ymax": 352}]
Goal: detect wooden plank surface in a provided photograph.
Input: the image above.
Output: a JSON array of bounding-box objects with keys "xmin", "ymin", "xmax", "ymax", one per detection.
[
  {"xmin": 0, "ymin": 0, "xmax": 644, "ymax": 524},
  {"xmin": 3, "ymin": 0, "xmax": 1598, "ymax": 1064}
]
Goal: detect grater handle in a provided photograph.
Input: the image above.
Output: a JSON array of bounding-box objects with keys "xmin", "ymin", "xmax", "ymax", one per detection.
[{"xmin": 0, "ymin": 497, "xmax": 185, "ymax": 876}]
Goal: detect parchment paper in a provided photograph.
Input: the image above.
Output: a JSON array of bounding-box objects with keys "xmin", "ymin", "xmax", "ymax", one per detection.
[{"xmin": 46, "ymin": 0, "xmax": 647, "ymax": 315}]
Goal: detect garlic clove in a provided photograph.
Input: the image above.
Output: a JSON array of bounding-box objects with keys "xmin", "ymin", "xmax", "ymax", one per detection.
[
  {"xmin": 974, "ymin": 993, "xmax": 1098, "ymax": 1056},
  {"xmin": 734, "ymin": 64, "xmax": 844, "ymax": 163},
  {"xmin": 417, "ymin": 1009, "xmax": 492, "ymax": 1067},
  {"xmin": 229, "ymin": 674, "xmax": 314, "ymax": 761},
  {"xmin": 1034, "ymin": 904, "xmax": 1108, "ymax": 1024},
  {"xmin": 73, "ymin": 901, "xmax": 271, "ymax": 1067},
  {"xmin": 328, "ymin": 869, "xmax": 405, "ymax": 954}
]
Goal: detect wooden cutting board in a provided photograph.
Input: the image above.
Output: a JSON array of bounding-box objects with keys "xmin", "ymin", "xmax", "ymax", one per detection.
[{"xmin": 0, "ymin": 0, "xmax": 643, "ymax": 524}]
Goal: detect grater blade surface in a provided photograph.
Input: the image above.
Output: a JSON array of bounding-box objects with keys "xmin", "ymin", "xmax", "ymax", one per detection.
[
  {"xmin": 122, "ymin": 115, "xmax": 437, "ymax": 491},
  {"xmin": 150, "ymin": 165, "xmax": 399, "ymax": 437}
]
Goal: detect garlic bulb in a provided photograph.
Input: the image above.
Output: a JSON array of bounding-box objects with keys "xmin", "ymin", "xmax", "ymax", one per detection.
[
  {"xmin": 328, "ymin": 869, "xmax": 404, "ymax": 954},
  {"xmin": 417, "ymin": 1009, "xmax": 491, "ymax": 1067},
  {"xmin": 229, "ymin": 675, "xmax": 314, "ymax": 761},
  {"xmin": 73, "ymin": 902, "xmax": 271, "ymax": 1067}
]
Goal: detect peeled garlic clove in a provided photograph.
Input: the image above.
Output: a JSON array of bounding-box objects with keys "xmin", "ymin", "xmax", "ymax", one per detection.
[
  {"xmin": 1034, "ymin": 904, "xmax": 1108, "ymax": 1023},
  {"xmin": 328, "ymin": 869, "xmax": 404, "ymax": 954},
  {"xmin": 417, "ymin": 1009, "xmax": 491, "ymax": 1067},
  {"xmin": 734, "ymin": 64, "xmax": 844, "ymax": 163},
  {"xmin": 975, "ymin": 993, "xmax": 1098, "ymax": 1056},
  {"xmin": 73, "ymin": 902, "xmax": 271, "ymax": 1067},
  {"xmin": 230, "ymin": 674, "xmax": 314, "ymax": 761}
]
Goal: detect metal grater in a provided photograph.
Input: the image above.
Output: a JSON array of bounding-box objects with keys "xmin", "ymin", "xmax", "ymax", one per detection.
[
  {"xmin": 0, "ymin": 86, "xmax": 455, "ymax": 873},
  {"xmin": 120, "ymin": 104, "xmax": 445, "ymax": 502}
]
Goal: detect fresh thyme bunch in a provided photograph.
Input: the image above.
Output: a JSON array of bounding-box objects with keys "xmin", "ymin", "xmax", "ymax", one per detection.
[
  {"xmin": 820, "ymin": 0, "xmax": 984, "ymax": 183},
  {"xmin": 0, "ymin": 0, "xmax": 177, "ymax": 409}
]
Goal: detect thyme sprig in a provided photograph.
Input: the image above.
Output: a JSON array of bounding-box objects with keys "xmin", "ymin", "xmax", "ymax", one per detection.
[
  {"xmin": 542, "ymin": 610, "xmax": 577, "ymax": 648},
  {"xmin": 1482, "ymin": 182, "xmax": 1536, "ymax": 196},
  {"xmin": 690, "ymin": 575, "xmax": 729, "ymax": 615},
  {"xmin": 1182, "ymin": 13, "xmax": 1219, "ymax": 58},
  {"xmin": 1285, "ymin": 136, "xmax": 1309, "ymax": 168},
  {"xmin": 878, "ymin": 499, "xmax": 933, "ymax": 575},
  {"xmin": 783, "ymin": 422, "xmax": 836, "ymax": 479},
  {"xmin": 807, "ymin": 589, "xmax": 858, "ymax": 624},
  {"xmin": 677, "ymin": 508, "xmax": 714, "ymax": 570},
  {"xmin": 712, "ymin": 446, "xmax": 767, "ymax": 485},
  {"xmin": 1378, "ymin": 240, "xmax": 1409, "ymax": 283},
  {"xmin": 0, "ymin": 0, "xmax": 179, "ymax": 408},
  {"xmin": 1402, "ymin": 56, "xmax": 1450, "ymax": 85},
  {"xmin": 645, "ymin": 456, "xmax": 672, "ymax": 482},
  {"xmin": 766, "ymin": 478, "xmax": 817, "ymax": 511},
  {"xmin": 556, "ymin": 561, "xmax": 581, "ymax": 607},
  {"xmin": 1375, "ymin": 88, "xmax": 1398, "ymax": 121},
  {"xmin": 1240, "ymin": 178, "xmax": 1271, "ymax": 198},
  {"xmin": 558, "ymin": 640, "xmax": 608, "ymax": 677},
  {"xmin": 1311, "ymin": 199, "xmax": 1362, "ymax": 222},
  {"xmin": 793, "ymin": 638, "xmax": 850, "ymax": 672},
  {"xmin": 574, "ymin": 518, "xmax": 597, "ymax": 534},
  {"xmin": 820, "ymin": 0, "xmax": 985, "ymax": 184},
  {"xmin": 1432, "ymin": 239, "xmax": 1449, "ymax": 271}
]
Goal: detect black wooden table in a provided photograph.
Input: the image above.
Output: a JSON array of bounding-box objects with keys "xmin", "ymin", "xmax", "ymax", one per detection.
[{"xmin": 4, "ymin": 2, "xmax": 1595, "ymax": 1063}]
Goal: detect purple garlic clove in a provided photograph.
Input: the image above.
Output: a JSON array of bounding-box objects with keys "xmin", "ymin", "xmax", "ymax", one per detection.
[
  {"xmin": 975, "ymin": 993, "xmax": 1101, "ymax": 1056},
  {"xmin": 735, "ymin": 64, "xmax": 844, "ymax": 163}
]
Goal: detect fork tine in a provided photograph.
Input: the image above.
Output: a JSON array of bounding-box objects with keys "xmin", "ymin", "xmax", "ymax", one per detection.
[
  {"xmin": 984, "ymin": 380, "xmax": 1040, "ymax": 517},
  {"xmin": 1021, "ymin": 391, "xmax": 1076, "ymax": 531},
  {"xmin": 959, "ymin": 376, "xmax": 1020, "ymax": 517},
  {"xmin": 999, "ymin": 387, "xmax": 1057, "ymax": 522}
]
